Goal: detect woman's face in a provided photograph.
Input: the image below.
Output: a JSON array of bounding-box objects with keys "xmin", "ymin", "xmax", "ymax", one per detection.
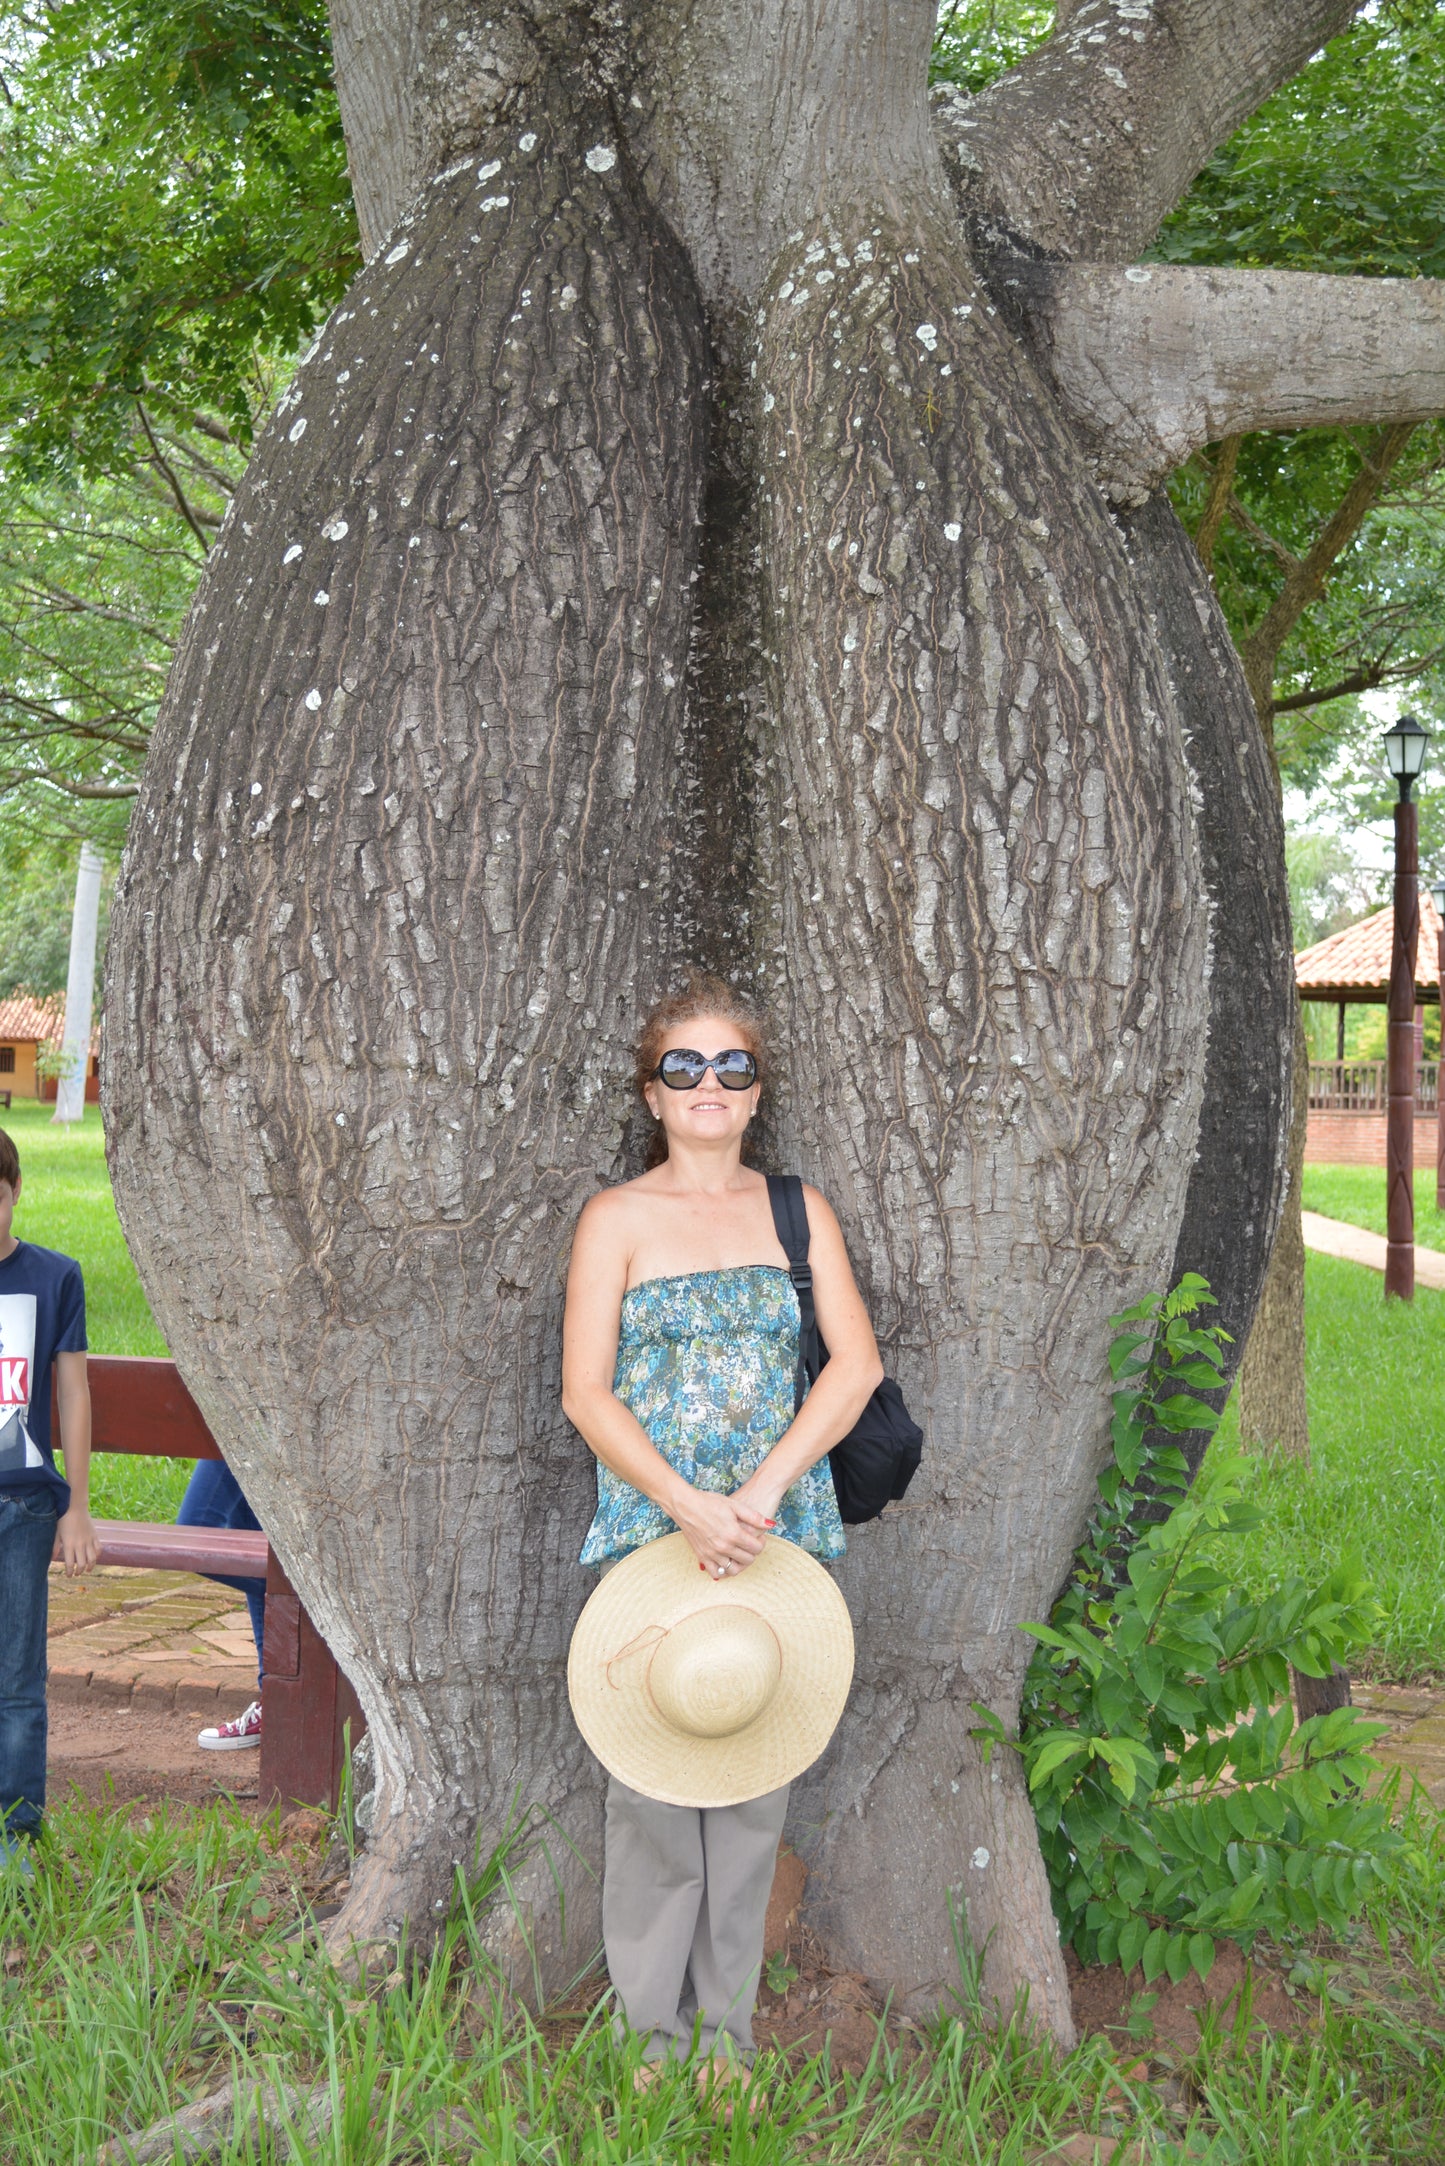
[{"xmin": 643, "ymin": 1013, "xmax": 762, "ymax": 1153}]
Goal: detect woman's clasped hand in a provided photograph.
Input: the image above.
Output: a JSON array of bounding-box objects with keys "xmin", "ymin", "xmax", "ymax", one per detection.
[{"xmin": 673, "ymin": 1483, "xmax": 774, "ymax": 1578}]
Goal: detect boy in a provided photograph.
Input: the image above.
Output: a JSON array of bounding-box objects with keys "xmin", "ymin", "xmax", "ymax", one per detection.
[{"xmin": 0, "ymin": 1124, "xmax": 98, "ymax": 1865}]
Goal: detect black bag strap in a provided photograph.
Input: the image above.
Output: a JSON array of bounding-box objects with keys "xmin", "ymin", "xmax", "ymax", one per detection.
[{"xmin": 766, "ymin": 1173, "xmax": 823, "ymax": 1409}]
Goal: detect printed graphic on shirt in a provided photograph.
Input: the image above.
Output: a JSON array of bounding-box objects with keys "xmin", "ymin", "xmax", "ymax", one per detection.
[{"xmin": 0, "ymin": 1293, "xmax": 45, "ymax": 1477}]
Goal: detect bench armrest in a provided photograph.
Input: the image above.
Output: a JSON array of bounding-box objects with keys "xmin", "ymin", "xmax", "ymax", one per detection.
[{"xmin": 91, "ymin": 1520, "xmax": 269, "ymax": 1578}]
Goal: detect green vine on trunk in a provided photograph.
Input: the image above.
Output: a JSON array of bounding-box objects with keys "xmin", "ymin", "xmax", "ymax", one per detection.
[{"xmin": 972, "ymin": 1275, "xmax": 1400, "ymax": 1987}]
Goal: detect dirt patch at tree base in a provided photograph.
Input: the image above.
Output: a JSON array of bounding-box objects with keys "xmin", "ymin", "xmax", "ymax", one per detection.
[
  {"xmin": 46, "ymin": 1700, "xmax": 263, "ymax": 1816},
  {"xmin": 1063, "ymin": 1939, "xmax": 1302, "ymax": 2054},
  {"xmin": 752, "ymin": 1842, "xmax": 1307, "ymax": 2075},
  {"xmin": 753, "ymin": 1936, "xmax": 1304, "ymax": 2076}
]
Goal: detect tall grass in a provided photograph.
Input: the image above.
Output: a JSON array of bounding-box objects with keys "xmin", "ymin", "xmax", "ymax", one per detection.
[{"xmin": 1, "ymin": 1792, "xmax": 1442, "ymax": 2165}]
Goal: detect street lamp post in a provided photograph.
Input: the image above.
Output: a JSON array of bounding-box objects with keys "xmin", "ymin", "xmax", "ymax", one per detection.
[
  {"xmin": 1382, "ymin": 714, "xmax": 1430, "ymax": 1299},
  {"xmin": 1432, "ymin": 876, "xmax": 1445, "ymax": 1213}
]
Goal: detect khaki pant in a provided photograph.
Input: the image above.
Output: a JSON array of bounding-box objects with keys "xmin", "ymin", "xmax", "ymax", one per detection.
[{"xmin": 602, "ymin": 1774, "xmax": 790, "ymax": 2063}]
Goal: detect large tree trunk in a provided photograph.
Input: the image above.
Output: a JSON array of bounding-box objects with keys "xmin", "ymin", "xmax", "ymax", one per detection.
[
  {"xmin": 107, "ymin": 0, "xmax": 1436, "ymax": 2045},
  {"xmin": 751, "ymin": 207, "xmax": 1208, "ymax": 2044},
  {"xmin": 108, "ymin": 111, "xmax": 710, "ymax": 1960}
]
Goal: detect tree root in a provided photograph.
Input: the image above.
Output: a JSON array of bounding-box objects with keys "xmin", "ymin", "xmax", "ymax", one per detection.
[
  {"xmin": 99, "ymin": 2080, "xmax": 477, "ymax": 2164},
  {"xmin": 98, "ymin": 2078, "xmax": 339, "ymax": 2164}
]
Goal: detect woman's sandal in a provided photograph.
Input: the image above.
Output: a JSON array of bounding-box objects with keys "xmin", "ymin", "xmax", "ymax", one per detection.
[{"xmin": 696, "ymin": 2055, "xmax": 764, "ymax": 2125}]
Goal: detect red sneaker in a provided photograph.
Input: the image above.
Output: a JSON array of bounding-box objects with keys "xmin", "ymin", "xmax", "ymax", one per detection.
[{"xmin": 198, "ymin": 1700, "xmax": 262, "ymax": 1751}]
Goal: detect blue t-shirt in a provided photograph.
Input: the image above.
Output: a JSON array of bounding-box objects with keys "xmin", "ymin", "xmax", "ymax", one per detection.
[{"xmin": 0, "ymin": 1240, "xmax": 87, "ymax": 1515}]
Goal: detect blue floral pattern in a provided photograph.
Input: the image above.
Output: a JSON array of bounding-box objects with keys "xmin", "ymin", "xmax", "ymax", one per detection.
[{"xmin": 579, "ymin": 1265, "xmax": 846, "ymax": 1567}]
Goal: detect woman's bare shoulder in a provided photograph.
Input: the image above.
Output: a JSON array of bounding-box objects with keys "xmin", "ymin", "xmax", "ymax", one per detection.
[
  {"xmin": 800, "ymin": 1180, "xmax": 842, "ymax": 1226},
  {"xmin": 574, "ymin": 1173, "xmax": 664, "ymax": 1235}
]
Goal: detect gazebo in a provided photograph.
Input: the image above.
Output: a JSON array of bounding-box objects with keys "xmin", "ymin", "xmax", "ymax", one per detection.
[{"xmin": 1296, "ymin": 894, "xmax": 1442, "ymax": 1166}]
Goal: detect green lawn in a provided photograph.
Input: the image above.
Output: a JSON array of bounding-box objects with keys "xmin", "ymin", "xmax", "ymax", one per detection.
[
  {"xmin": 1, "ymin": 1100, "xmax": 187, "ymax": 1517},
  {"xmin": 1209, "ymin": 1248, "xmax": 1445, "ymax": 1681},
  {"xmin": 1302, "ymin": 1163, "xmax": 1445, "ymax": 1247}
]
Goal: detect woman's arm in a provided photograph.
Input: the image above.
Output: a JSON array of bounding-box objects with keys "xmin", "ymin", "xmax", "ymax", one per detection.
[
  {"xmin": 729, "ymin": 1186, "xmax": 884, "ymax": 1529},
  {"xmin": 561, "ymin": 1193, "xmax": 770, "ymax": 1575}
]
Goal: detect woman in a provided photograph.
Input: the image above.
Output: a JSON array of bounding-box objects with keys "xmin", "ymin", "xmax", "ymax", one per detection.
[{"xmin": 561, "ymin": 974, "xmax": 883, "ymax": 2089}]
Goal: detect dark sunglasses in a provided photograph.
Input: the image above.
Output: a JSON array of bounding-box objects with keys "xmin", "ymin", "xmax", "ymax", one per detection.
[{"xmin": 653, "ymin": 1047, "xmax": 759, "ymax": 1091}]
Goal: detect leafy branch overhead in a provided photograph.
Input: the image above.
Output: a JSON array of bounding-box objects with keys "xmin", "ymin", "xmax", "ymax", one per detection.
[{"xmin": 0, "ymin": 0, "xmax": 359, "ymax": 841}]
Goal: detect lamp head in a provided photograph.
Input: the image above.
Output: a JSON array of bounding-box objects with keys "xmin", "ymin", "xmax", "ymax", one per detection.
[{"xmin": 1382, "ymin": 712, "xmax": 1430, "ymax": 801}]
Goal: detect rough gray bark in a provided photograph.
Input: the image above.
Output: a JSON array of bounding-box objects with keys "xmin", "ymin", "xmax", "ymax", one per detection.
[
  {"xmin": 1115, "ymin": 495, "xmax": 1293, "ymax": 1467},
  {"xmin": 105, "ymin": 0, "xmax": 1429, "ymax": 2046},
  {"xmin": 935, "ymin": 0, "xmax": 1364, "ymax": 263},
  {"xmin": 108, "ymin": 113, "xmax": 708, "ymax": 1960},
  {"xmin": 327, "ymin": 0, "xmax": 422, "ymax": 258},
  {"xmin": 757, "ymin": 202, "xmax": 1208, "ymax": 2044},
  {"xmin": 1008, "ymin": 267, "xmax": 1445, "ymax": 505}
]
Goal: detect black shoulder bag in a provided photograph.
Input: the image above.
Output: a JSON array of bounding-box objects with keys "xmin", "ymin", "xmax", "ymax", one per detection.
[{"xmin": 766, "ymin": 1173, "xmax": 924, "ymax": 1525}]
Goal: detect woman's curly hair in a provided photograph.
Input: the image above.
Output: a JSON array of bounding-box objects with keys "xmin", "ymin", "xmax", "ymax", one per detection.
[{"xmin": 635, "ymin": 972, "xmax": 767, "ymax": 1168}]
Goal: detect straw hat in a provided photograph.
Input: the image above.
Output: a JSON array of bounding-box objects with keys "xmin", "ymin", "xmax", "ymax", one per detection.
[{"xmin": 568, "ymin": 1532, "xmax": 854, "ymax": 1808}]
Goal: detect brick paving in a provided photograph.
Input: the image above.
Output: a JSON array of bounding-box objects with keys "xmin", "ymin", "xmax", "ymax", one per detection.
[
  {"xmin": 1356, "ymin": 1679, "xmax": 1445, "ymax": 1806},
  {"xmin": 48, "ymin": 1563, "xmax": 257, "ymax": 1719}
]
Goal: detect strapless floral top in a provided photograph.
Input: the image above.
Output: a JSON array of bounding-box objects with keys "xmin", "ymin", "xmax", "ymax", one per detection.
[{"xmin": 578, "ymin": 1265, "xmax": 846, "ymax": 1567}]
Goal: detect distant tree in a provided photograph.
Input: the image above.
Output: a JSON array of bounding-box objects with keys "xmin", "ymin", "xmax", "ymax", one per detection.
[
  {"xmin": 0, "ymin": 0, "xmax": 357, "ymax": 837},
  {"xmin": 1287, "ymin": 829, "xmax": 1376, "ymax": 952},
  {"xmin": 0, "ymin": 853, "xmax": 110, "ymax": 1002}
]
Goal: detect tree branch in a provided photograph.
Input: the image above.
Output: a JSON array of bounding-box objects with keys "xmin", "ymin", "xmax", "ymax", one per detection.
[
  {"xmin": 12, "ymin": 577, "xmax": 174, "ymax": 645},
  {"xmin": 41, "ymin": 774, "xmax": 142, "ymax": 800},
  {"xmin": 1193, "ymin": 435, "xmax": 1241, "ymax": 573},
  {"xmin": 134, "ymin": 401, "xmax": 215, "ymax": 551},
  {"xmin": 1240, "ymin": 421, "xmax": 1417, "ymax": 715},
  {"xmin": 1272, "ymin": 652, "xmax": 1442, "ymax": 717},
  {"xmin": 1006, "ymin": 264, "xmax": 1445, "ymax": 502},
  {"xmin": 935, "ymin": 0, "xmax": 1363, "ymax": 263},
  {"xmin": 1223, "ymin": 491, "xmax": 1299, "ymax": 576}
]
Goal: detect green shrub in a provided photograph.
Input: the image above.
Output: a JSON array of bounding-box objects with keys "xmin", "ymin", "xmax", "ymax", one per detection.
[{"xmin": 974, "ymin": 1276, "xmax": 1401, "ymax": 1987}]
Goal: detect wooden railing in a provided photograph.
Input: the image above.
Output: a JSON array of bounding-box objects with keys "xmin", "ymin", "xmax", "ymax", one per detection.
[{"xmin": 1308, "ymin": 1060, "xmax": 1440, "ymax": 1114}]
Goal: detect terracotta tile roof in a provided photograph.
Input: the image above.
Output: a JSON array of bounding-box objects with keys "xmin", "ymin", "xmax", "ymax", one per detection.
[
  {"xmin": 0, "ymin": 991, "xmax": 66, "ymax": 1042},
  {"xmin": 0, "ymin": 990, "xmax": 101, "ymax": 1053},
  {"xmin": 1296, "ymin": 892, "xmax": 1444, "ymax": 1002}
]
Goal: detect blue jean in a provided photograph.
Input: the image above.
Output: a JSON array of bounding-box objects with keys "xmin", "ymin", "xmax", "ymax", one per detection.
[
  {"xmin": 0, "ymin": 1486, "xmax": 58, "ymax": 1840},
  {"xmin": 177, "ymin": 1459, "xmax": 266, "ymax": 1690}
]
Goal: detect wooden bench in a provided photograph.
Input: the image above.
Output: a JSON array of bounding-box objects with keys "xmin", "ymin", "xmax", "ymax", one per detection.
[{"xmin": 55, "ymin": 1356, "xmax": 364, "ymax": 1810}]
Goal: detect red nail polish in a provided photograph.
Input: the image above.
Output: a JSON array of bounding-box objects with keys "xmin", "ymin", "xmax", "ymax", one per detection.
[{"xmin": 764, "ymin": 1519, "xmax": 777, "ymax": 1528}]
